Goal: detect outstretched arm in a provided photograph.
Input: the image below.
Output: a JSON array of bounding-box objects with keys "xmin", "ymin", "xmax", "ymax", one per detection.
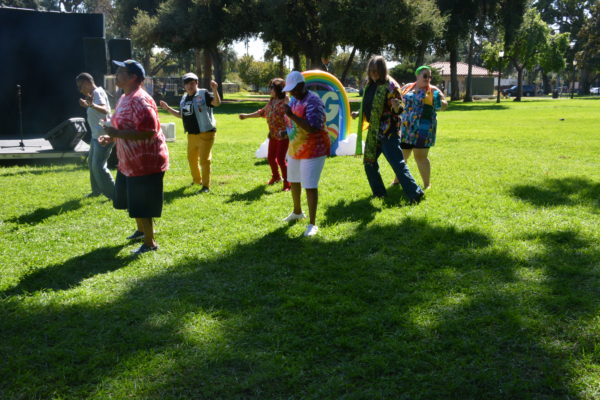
[{"xmin": 159, "ymin": 100, "xmax": 182, "ymax": 118}]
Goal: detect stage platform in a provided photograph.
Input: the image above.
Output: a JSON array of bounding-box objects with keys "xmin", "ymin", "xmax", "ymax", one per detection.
[{"xmin": 0, "ymin": 136, "xmax": 89, "ymax": 160}]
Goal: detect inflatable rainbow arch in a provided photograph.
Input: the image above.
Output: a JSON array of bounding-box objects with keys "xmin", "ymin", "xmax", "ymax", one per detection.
[{"xmin": 302, "ymin": 70, "xmax": 352, "ymax": 155}]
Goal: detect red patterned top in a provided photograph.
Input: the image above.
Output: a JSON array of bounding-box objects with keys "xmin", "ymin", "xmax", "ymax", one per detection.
[
  {"xmin": 258, "ymin": 98, "xmax": 288, "ymax": 140},
  {"xmin": 111, "ymin": 87, "xmax": 169, "ymax": 177}
]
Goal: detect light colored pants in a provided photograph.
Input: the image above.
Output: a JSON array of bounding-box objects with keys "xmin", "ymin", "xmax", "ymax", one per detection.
[
  {"xmin": 88, "ymin": 138, "xmax": 115, "ymax": 199},
  {"xmin": 188, "ymin": 131, "xmax": 215, "ymax": 187},
  {"xmin": 286, "ymin": 155, "xmax": 326, "ymax": 189}
]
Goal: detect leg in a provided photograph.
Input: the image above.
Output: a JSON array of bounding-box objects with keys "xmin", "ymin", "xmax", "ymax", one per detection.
[
  {"xmin": 392, "ymin": 147, "xmax": 412, "ymax": 185},
  {"xmin": 90, "ymin": 139, "xmax": 116, "ymax": 200},
  {"xmin": 276, "ymin": 139, "xmax": 289, "ymax": 187},
  {"xmin": 88, "ymin": 140, "xmax": 100, "ymax": 195},
  {"xmin": 413, "ymin": 148, "xmax": 431, "ymax": 189},
  {"xmin": 306, "ymin": 188, "xmax": 318, "ymax": 225},
  {"xmin": 266, "ymin": 138, "xmax": 281, "ymax": 182},
  {"xmin": 187, "ymin": 134, "xmax": 202, "ymax": 185},
  {"xmin": 136, "ymin": 217, "xmax": 156, "ymax": 247},
  {"xmin": 198, "ymin": 132, "xmax": 215, "ymax": 188},
  {"xmin": 381, "ymin": 136, "xmax": 423, "ymax": 201},
  {"xmin": 300, "ymin": 156, "xmax": 326, "ymax": 227},
  {"xmin": 291, "ymin": 183, "xmax": 302, "ymax": 214},
  {"xmin": 363, "ymin": 144, "xmax": 386, "ymax": 197}
]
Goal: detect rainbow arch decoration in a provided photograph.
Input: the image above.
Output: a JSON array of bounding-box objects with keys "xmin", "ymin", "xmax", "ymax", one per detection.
[{"xmin": 302, "ymin": 70, "xmax": 351, "ymax": 155}]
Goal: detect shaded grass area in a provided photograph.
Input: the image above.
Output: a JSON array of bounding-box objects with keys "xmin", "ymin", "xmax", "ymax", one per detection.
[{"xmin": 1, "ymin": 98, "xmax": 599, "ymax": 399}]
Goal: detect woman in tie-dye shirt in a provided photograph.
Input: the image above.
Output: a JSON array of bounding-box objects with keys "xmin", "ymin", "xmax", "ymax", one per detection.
[
  {"xmin": 398, "ymin": 65, "xmax": 447, "ymax": 190},
  {"xmin": 281, "ymin": 71, "xmax": 330, "ymax": 237}
]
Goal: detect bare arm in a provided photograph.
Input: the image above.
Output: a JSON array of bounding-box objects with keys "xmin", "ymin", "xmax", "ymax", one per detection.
[
  {"xmin": 284, "ymin": 104, "xmax": 320, "ymax": 134},
  {"xmin": 210, "ymin": 80, "xmax": 221, "ymax": 107},
  {"xmin": 239, "ymin": 110, "xmax": 262, "ymax": 120},
  {"xmin": 80, "ymin": 97, "xmax": 109, "ymax": 115},
  {"xmin": 103, "ymin": 127, "xmax": 156, "ymax": 141},
  {"xmin": 159, "ymin": 100, "xmax": 182, "ymax": 118}
]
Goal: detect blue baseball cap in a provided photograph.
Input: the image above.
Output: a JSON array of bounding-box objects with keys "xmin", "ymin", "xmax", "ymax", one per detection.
[{"xmin": 112, "ymin": 59, "xmax": 145, "ymax": 80}]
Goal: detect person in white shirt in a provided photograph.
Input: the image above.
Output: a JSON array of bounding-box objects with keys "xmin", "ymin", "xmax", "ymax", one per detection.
[{"xmin": 76, "ymin": 72, "xmax": 115, "ymax": 200}]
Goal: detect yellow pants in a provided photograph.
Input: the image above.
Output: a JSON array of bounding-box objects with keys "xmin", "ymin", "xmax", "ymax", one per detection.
[{"xmin": 187, "ymin": 131, "xmax": 215, "ymax": 187}]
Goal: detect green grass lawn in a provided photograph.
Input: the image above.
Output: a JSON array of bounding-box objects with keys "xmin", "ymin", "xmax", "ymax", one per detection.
[{"xmin": 1, "ymin": 98, "xmax": 599, "ymax": 399}]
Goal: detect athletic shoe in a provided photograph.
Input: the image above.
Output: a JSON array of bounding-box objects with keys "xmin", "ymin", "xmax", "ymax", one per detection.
[
  {"xmin": 282, "ymin": 212, "xmax": 306, "ymax": 222},
  {"xmin": 132, "ymin": 243, "xmax": 158, "ymax": 255},
  {"xmin": 282, "ymin": 181, "xmax": 291, "ymax": 191},
  {"xmin": 199, "ymin": 186, "xmax": 210, "ymax": 193},
  {"xmin": 267, "ymin": 177, "xmax": 282, "ymax": 185},
  {"xmin": 303, "ymin": 224, "xmax": 318, "ymax": 237},
  {"xmin": 126, "ymin": 230, "xmax": 145, "ymax": 240}
]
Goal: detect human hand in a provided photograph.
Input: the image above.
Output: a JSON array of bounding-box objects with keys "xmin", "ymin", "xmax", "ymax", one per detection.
[
  {"xmin": 284, "ymin": 104, "xmax": 293, "ymax": 117},
  {"xmin": 159, "ymin": 100, "xmax": 169, "ymax": 110},
  {"xmin": 239, "ymin": 114, "xmax": 246, "ymax": 120},
  {"xmin": 98, "ymin": 135, "xmax": 112, "ymax": 146},
  {"xmin": 210, "ymin": 80, "xmax": 218, "ymax": 91},
  {"xmin": 79, "ymin": 98, "xmax": 90, "ymax": 108}
]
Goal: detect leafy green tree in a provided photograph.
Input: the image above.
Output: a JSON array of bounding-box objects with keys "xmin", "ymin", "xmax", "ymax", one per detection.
[
  {"xmin": 506, "ymin": 7, "xmax": 552, "ymax": 100},
  {"xmin": 576, "ymin": 2, "xmax": 600, "ymax": 91},
  {"xmin": 135, "ymin": 0, "xmax": 259, "ymax": 97}
]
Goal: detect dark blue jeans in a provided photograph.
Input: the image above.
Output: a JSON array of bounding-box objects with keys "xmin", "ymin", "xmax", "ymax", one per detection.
[{"xmin": 364, "ymin": 134, "xmax": 423, "ymax": 200}]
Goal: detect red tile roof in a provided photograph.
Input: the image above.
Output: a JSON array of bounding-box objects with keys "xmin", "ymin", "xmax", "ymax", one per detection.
[{"xmin": 430, "ymin": 62, "xmax": 494, "ymax": 77}]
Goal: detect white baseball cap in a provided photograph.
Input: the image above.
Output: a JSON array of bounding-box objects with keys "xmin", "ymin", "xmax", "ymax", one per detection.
[
  {"xmin": 282, "ymin": 71, "xmax": 305, "ymax": 92},
  {"xmin": 182, "ymin": 72, "xmax": 199, "ymax": 82}
]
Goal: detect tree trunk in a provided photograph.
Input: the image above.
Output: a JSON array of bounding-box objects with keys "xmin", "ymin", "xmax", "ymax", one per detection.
[
  {"xmin": 150, "ymin": 53, "xmax": 173, "ymax": 76},
  {"xmin": 194, "ymin": 49, "xmax": 203, "ymax": 83},
  {"xmin": 415, "ymin": 41, "xmax": 426, "ymax": 69},
  {"xmin": 341, "ymin": 46, "xmax": 357, "ymax": 85},
  {"xmin": 202, "ymin": 49, "xmax": 212, "ymax": 90},
  {"xmin": 464, "ymin": 31, "xmax": 475, "ymax": 103},
  {"xmin": 292, "ymin": 53, "xmax": 301, "ymax": 71},
  {"xmin": 541, "ymin": 69, "xmax": 551, "ymax": 95},
  {"xmin": 515, "ymin": 64, "xmax": 523, "ymax": 101},
  {"xmin": 310, "ymin": 47, "xmax": 321, "ymax": 70},
  {"xmin": 450, "ymin": 46, "xmax": 459, "ymax": 101},
  {"xmin": 209, "ymin": 45, "xmax": 224, "ymax": 99},
  {"xmin": 278, "ymin": 55, "xmax": 285, "ymax": 77}
]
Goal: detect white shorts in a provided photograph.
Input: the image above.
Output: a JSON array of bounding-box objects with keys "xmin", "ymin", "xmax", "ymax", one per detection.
[{"xmin": 286, "ymin": 155, "xmax": 326, "ymax": 189}]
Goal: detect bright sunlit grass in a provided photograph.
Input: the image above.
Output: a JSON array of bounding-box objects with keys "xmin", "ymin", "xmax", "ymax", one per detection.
[{"xmin": 1, "ymin": 97, "xmax": 599, "ymax": 399}]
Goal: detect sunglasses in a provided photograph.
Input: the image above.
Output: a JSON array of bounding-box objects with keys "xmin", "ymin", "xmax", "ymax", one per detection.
[{"xmin": 421, "ymin": 74, "xmax": 431, "ymax": 79}]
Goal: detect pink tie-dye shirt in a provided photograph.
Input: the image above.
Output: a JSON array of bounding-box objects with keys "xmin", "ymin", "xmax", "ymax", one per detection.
[{"xmin": 111, "ymin": 87, "xmax": 169, "ymax": 177}]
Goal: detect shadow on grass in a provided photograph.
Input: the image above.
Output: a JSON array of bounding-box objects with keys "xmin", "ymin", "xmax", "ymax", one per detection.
[
  {"xmin": 225, "ymin": 184, "xmax": 269, "ymax": 203},
  {"xmin": 215, "ymin": 102, "xmax": 268, "ymax": 115},
  {"xmin": 446, "ymin": 103, "xmax": 510, "ymax": 112},
  {"xmin": 0, "ymin": 164, "xmax": 84, "ymax": 177},
  {"xmin": 164, "ymin": 185, "xmax": 200, "ymax": 204},
  {"xmin": 511, "ymin": 176, "xmax": 600, "ymax": 208},
  {"xmin": 1, "ymin": 244, "xmax": 129, "ymax": 295},
  {"xmin": 6, "ymin": 198, "xmax": 85, "ymax": 227},
  {"xmin": 1, "ymin": 219, "xmax": 598, "ymax": 399},
  {"xmin": 323, "ymin": 197, "xmax": 381, "ymax": 227}
]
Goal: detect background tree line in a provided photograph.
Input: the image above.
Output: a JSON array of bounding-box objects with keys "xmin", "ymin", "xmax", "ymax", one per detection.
[{"xmin": 1, "ymin": 0, "xmax": 598, "ymax": 100}]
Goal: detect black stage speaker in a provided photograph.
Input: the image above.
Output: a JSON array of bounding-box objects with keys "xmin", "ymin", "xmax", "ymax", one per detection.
[
  {"xmin": 83, "ymin": 37, "xmax": 108, "ymax": 86},
  {"xmin": 44, "ymin": 118, "xmax": 87, "ymax": 150},
  {"xmin": 108, "ymin": 39, "xmax": 132, "ymax": 73},
  {"xmin": 0, "ymin": 8, "xmax": 105, "ymax": 137}
]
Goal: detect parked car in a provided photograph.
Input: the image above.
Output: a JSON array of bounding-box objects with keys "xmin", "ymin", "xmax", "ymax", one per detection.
[
  {"xmin": 503, "ymin": 85, "xmax": 536, "ymax": 97},
  {"xmin": 344, "ymin": 87, "xmax": 359, "ymax": 93},
  {"xmin": 590, "ymin": 87, "xmax": 600, "ymax": 94}
]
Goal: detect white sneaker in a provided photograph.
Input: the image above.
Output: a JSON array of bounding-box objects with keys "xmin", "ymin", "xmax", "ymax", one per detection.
[
  {"xmin": 283, "ymin": 212, "xmax": 306, "ymax": 222},
  {"xmin": 303, "ymin": 224, "xmax": 318, "ymax": 237}
]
